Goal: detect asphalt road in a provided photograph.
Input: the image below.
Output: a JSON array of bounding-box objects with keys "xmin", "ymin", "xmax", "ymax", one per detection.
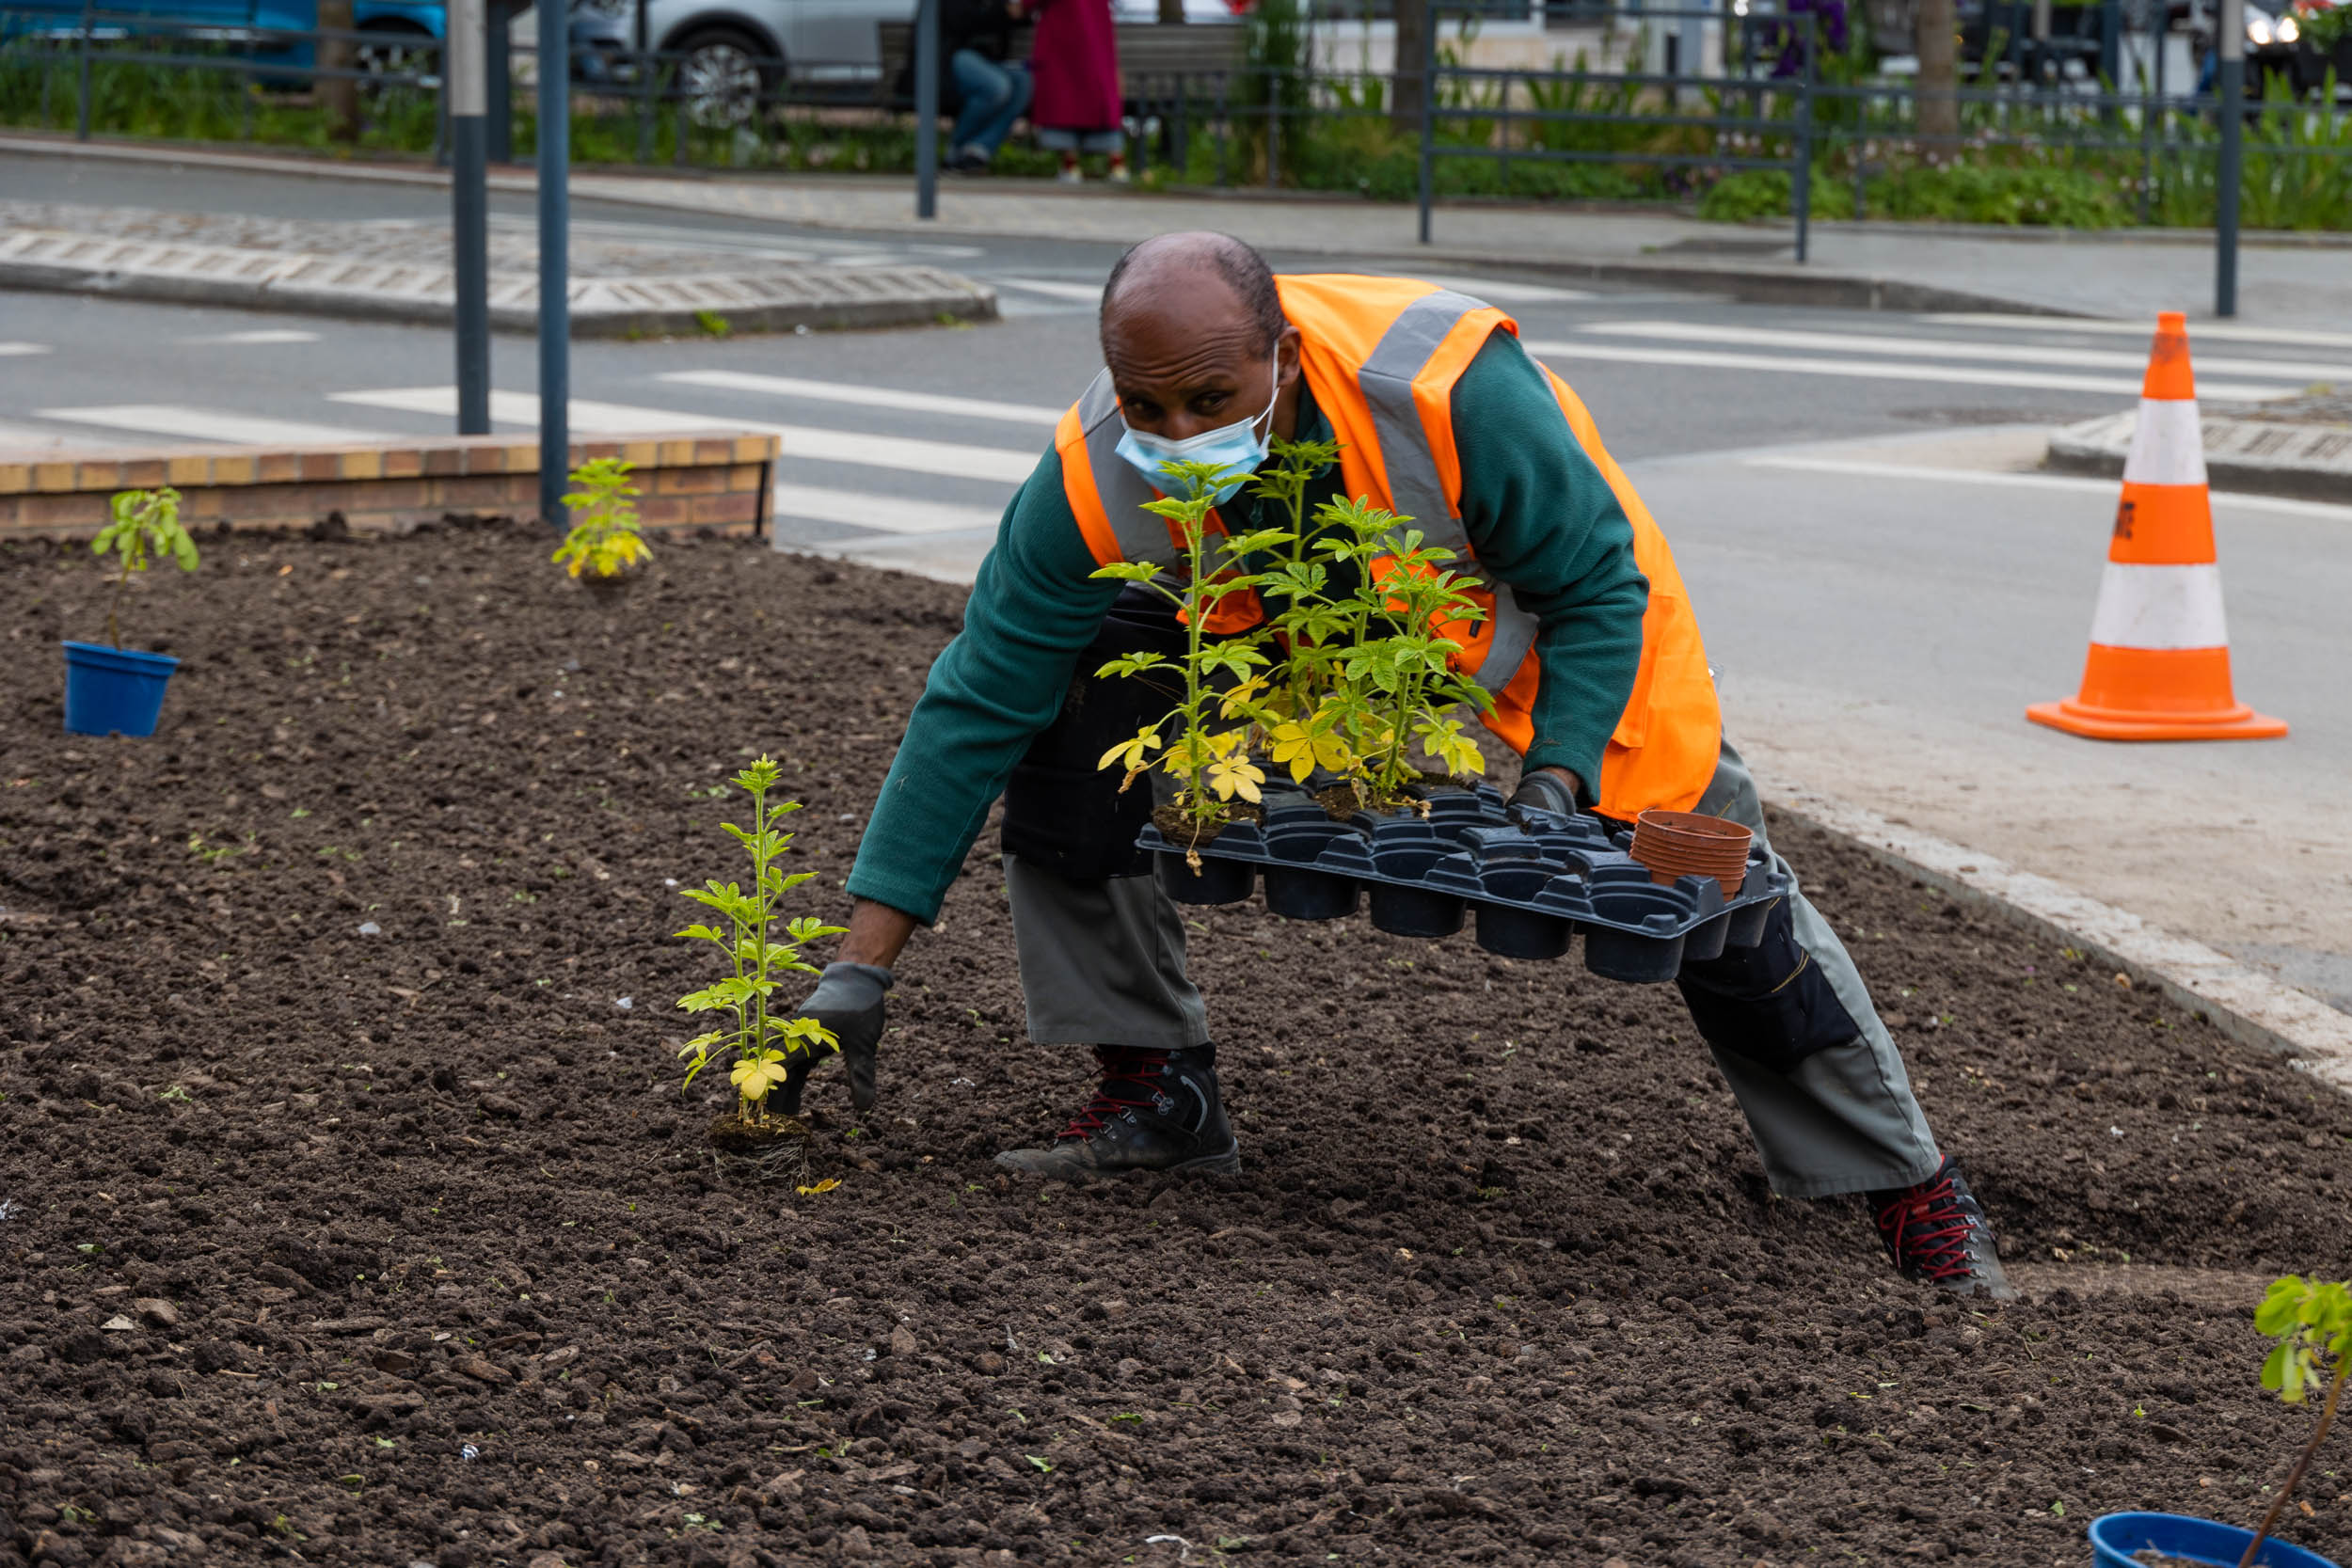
[
  {"xmin": 0, "ymin": 150, "xmax": 2168, "ymax": 463},
  {"xmin": 6, "ymin": 150, "xmax": 2349, "ymax": 1013}
]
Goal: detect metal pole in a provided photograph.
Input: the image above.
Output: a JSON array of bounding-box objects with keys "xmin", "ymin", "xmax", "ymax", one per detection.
[
  {"xmin": 1416, "ymin": 0, "xmax": 1435, "ymax": 245},
  {"xmin": 1266, "ymin": 68, "xmax": 1281, "ymax": 190},
  {"xmin": 76, "ymin": 0, "xmax": 92, "ymax": 141},
  {"xmin": 2215, "ymin": 0, "xmax": 2241, "ymax": 316},
  {"xmin": 450, "ymin": 0, "xmax": 490, "ymax": 436},
  {"xmin": 2137, "ymin": 0, "xmax": 2155, "ymax": 223},
  {"xmin": 485, "ymin": 0, "xmax": 512, "ymax": 161},
  {"xmin": 914, "ymin": 0, "xmax": 939, "ymax": 219},
  {"xmin": 1793, "ymin": 13, "xmax": 1813, "ymax": 262},
  {"xmin": 537, "ymin": 0, "xmax": 570, "ymax": 525},
  {"xmin": 633, "ymin": 0, "xmax": 652, "ymax": 162}
]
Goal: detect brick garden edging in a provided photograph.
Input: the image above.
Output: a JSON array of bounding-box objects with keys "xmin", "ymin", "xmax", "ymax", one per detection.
[{"xmin": 0, "ymin": 431, "xmax": 778, "ymax": 539}]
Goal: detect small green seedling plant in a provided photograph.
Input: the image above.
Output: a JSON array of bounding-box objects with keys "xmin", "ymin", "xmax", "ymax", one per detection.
[
  {"xmin": 93, "ymin": 486, "xmax": 199, "ymax": 648},
  {"xmin": 552, "ymin": 457, "xmax": 651, "ymax": 582},
  {"xmin": 1263, "ymin": 493, "xmax": 1490, "ymax": 811},
  {"xmin": 1092, "ymin": 459, "xmax": 1289, "ymax": 851},
  {"xmin": 675, "ymin": 757, "xmax": 843, "ymax": 1132},
  {"xmin": 1347, "ymin": 515, "xmax": 1494, "ymax": 804},
  {"xmin": 1244, "ymin": 437, "xmax": 1362, "ymax": 785},
  {"xmin": 2239, "ymin": 1275, "xmax": 2352, "ymax": 1567}
]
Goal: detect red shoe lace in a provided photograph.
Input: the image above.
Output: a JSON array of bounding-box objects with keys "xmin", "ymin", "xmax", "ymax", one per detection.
[
  {"xmin": 1057, "ymin": 1047, "xmax": 1172, "ymax": 1141},
  {"xmin": 1875, "ymin": 1170, "xmax": 1979, "ymax": 1283}
]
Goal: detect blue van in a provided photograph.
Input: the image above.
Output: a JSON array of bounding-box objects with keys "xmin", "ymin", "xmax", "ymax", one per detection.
[{"xmin": 1, "ymin": 0, "xmax": 628, "ymax": 86}]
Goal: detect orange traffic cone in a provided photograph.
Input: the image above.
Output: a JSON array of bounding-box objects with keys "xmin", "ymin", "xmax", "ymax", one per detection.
[{"xmin": 2026, "ymin": 311, "xmax": 2287, "ymax": 742}]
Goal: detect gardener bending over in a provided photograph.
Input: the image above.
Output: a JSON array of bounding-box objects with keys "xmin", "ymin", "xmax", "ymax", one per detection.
[{"xmin": 788, "ymin": 231, "xmax": 2013, "ymax": 1299}]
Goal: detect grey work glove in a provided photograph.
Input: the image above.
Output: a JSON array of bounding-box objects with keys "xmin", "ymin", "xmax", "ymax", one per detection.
[
  {"xmin": 1508, "ymin": 768, "xmax": 1583, "ymax": 822},
  {"xmin": 779, "ymin": 961, "xmax": 893, "ymax": 1117}
]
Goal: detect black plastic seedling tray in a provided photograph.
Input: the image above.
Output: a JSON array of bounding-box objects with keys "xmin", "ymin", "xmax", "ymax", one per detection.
[{"xmin": 1138, "ymin": 784, "xmax": 1790, "ymax": 983}]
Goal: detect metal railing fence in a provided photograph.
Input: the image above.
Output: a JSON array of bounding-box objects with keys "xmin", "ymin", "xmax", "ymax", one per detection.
[
  {"xmin": 8, "ymin": 7, "xmax": 2347, "ymax": 257},
  {"xmin": 1, "ymin": 6, "xmax": 442, "ymax": 147}
]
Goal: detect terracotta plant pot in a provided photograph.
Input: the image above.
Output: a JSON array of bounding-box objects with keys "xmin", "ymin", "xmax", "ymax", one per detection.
[{"xmin": 1631, "ymin": 809, "xmax": 1753, "ymax": 896}]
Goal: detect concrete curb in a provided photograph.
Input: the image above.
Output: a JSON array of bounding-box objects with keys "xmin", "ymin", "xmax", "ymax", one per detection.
[
  {"xmin": 2047, "ymin": 411, "xmax": 2352, "ymax": 505},
  {"xmin": 0, "ymin": 133, "xmax": 2086, "ymax": 320},
  {"xmin": 1405, "ymin": 255, "xmax": 2090, "ymax": 318},
  {"xmin": 1773, "ymin": 782, "xmax": 2352, "ymax": 1091}
]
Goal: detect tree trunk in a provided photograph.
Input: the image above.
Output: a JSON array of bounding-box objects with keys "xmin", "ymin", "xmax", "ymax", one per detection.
[
  {"xmin": 1391, "ymin": 0, "xmax": 1429, "ymax": 135},
  {"xmin": 317, "ymin": 0, "xmax": 359, "ymax": 143},
  {"xmin": 1158, "ymin": 0, "xmax": 1184, "ymax": 24},
  {"xmin": 1915, "ymin": 0, "xmax": 1959, "ymax": 143}
]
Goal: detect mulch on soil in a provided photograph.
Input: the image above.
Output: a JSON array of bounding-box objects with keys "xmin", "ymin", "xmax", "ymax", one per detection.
[{"xmin": 5, "ymin": 519, "xmax": 2351, "ymax": 1568}]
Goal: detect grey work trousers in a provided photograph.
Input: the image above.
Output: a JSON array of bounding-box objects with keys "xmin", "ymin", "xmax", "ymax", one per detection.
[{"xmin": 1004, "ymin": 736, "xmax": 1943, "ymax": 1199}]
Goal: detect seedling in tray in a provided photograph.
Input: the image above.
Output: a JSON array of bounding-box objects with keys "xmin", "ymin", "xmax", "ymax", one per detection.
[
  {"xmin": 1245, "ymin": 436, "xmax": 1359, "ymax": 783},
  {"xmin": 1091, "ymin": 459, "xmax": 1290, "ymax": 854},
  {"xmin": 552, "ymin": 457, "xmax": 651, "ymax": 587},
  {"xmin": 674, "ymin": 757, "xmax": 844, "ymax": 1164},
  {"xmin": 1316, "ymin": 496, "xmax": 1493, "ymax": 811}
]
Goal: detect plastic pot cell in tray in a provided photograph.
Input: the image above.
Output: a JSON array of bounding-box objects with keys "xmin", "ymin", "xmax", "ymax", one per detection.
[
  {"xmin": 1154, "ymin": 839, "xmax": 1256, "ymax": 905},
  {"xmin": 1134, "ymin": 785, "xmax": 1790, "ymax": 984},
  {"xmin": 1260, "ymin": 811, "xmax": 1364, "ymax": 921}
]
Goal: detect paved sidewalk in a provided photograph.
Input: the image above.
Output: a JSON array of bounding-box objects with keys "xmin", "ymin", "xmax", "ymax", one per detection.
[
  {"xmin": 0, "ymin": 195, "xmax": 994, "ymax": 336},
  {"xmin": 11, "ymin": 135, "xmax": 2348, "ymax": 325}
]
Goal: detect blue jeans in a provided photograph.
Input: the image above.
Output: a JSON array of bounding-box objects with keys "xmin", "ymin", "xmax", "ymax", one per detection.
[{"xmin": 950, "ymin": 51, "xmax": 1030, "ymax": 159}]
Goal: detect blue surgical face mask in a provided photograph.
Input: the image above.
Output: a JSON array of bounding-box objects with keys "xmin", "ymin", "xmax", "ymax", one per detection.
[{"xmin": 1111, "ymin": 358, "xmax": 1281, "ymax": 506}]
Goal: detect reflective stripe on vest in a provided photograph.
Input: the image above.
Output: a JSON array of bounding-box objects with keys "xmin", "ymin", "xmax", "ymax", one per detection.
[{"xmin": 1356, "ymin": 289, "xmax": 1541, "ymax": 695}]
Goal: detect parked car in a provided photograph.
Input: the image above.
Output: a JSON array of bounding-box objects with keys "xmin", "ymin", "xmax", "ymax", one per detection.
[
  {"xmin": 2242, "ymin": 0, "xmax": 2352, "ymax": 94},
  {"xmin": 604, "ymin": 0, "xmax": 1243, "ymax": 125}
]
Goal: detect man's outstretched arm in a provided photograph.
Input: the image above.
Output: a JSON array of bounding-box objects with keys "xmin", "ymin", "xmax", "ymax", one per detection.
[
  {"xmin": 841, "ymin": 446, "xmax": 1122, "ymax": 928},
  {"xmin": 785, "ymin": 448, "xmax": 1120, "ymax": 1115}
]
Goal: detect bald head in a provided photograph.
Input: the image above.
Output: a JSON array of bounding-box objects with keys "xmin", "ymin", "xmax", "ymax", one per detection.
[
  {"xmin": 1100, "ymin": 231, "xmax": 1285, "ymax": 356},
  {"xmin": 1097, "ymin": 231, "xmax": 1301, "ymax": 444}
]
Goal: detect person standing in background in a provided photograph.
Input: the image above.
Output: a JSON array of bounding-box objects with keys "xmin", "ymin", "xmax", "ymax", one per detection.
[
  {"xmin": 1028, "ymin": 0, "xmax": 1127, "ymax": 182},
  {"xmin": 944, "ymin": 0, "xmax": 1034, "ymax": 171}
]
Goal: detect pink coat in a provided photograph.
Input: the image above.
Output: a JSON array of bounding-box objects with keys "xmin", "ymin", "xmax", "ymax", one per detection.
[{"xmin": 1026, "ymin": 0, "xmax": 1121, "ymax": 133}]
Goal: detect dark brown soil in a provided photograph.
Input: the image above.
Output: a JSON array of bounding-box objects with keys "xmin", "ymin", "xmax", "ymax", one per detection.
[
  {"xmin": 1149, "ymin": 804, "xmax": 1231, "ymax": 851},
  {"xmin": 5, "ymin": 519, "xmax": 2352, "ymax": 1568}
]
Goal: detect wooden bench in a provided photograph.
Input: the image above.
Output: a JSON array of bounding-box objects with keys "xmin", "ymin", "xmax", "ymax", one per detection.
[{"xmin": 874, "ymin": 19, "xmax": 1247, "ymax": 110}]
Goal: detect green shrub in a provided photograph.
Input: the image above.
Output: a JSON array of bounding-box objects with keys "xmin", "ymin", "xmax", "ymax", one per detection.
[
  {"xmin": 1696, "ymin": 166, "xmax": 1851, "ymax": 221},
  {"xmin": 1700, "ymin": 160, "xmax": 2123, "ymax": 228},
  {"xmin": 1870, "ymin": 161, "xmax": 2127, "ymax": 227}
]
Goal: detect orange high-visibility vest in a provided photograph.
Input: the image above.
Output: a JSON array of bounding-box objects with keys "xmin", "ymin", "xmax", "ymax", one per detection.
[{"xmin": 1054, "ymin": 273, "xmax": 1723, "ymax": 820}]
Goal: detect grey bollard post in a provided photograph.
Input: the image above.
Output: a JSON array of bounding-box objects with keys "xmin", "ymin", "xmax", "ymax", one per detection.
[
  {"xmin": 450, "ymin": 0, "xmax": 492, "ymax": 436},
  {"xmin": 537, "ymin": 0, "xmax": 571, "ymax": 526},
  {"xmin": 2215, "ymin": 0, "xmax": 2242, "ymax": 317},
  {"xmin": 914, "ymin": 0, "xmax": 940, "ymax": 219}
]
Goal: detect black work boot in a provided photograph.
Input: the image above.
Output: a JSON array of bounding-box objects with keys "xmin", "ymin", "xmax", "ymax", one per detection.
[
  {"xmin": 993, "ymin": 1044, "xmax": 1240, "ymax": 1180},
  {"xmin": 1868, "ymin": 1156, "xmax": 2016, "ymax": 1300}
]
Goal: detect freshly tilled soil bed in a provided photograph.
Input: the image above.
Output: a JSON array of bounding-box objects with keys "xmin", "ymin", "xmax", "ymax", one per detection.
[{"xmin": 3, "ymin": 520, "xmax": 2350, "ymax": 1568}]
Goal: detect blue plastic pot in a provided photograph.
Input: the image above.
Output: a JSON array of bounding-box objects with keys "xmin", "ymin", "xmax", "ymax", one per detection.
[
  {"xmin": 61, "ymin": 641, "xmax": 180, "ymax": 737},
  {"xmin": 2090, "ymin": 1512, "xmax": 2343, "ymax": 1568}
]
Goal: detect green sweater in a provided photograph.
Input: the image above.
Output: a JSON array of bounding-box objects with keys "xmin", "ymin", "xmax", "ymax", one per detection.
[{"xmin": 846, "ymin": 327, "xmax": 1649, "ymax": 925}]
